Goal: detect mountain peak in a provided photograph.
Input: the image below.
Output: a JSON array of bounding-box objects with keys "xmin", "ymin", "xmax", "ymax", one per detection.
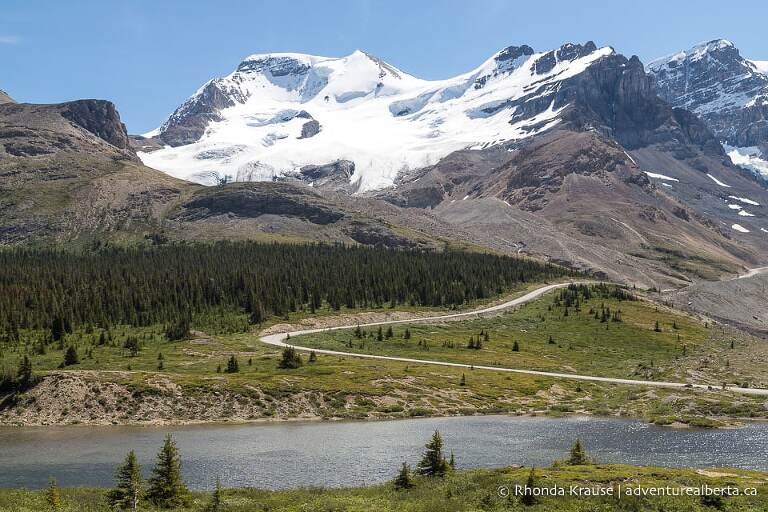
[
  {"xmin": 0, "ymin": 89, "xmax": 14, "ymax": 104},
  {"xmin": 140, "ymin": 40, "xmax": 646, "ymax": 190},
  {"xmin": 649, "ymin": 38, "xmax": 768, "ymax": 153},
  {"xmin": 648, "ymin": 38, "xmax": 737, "ymax": 70}
]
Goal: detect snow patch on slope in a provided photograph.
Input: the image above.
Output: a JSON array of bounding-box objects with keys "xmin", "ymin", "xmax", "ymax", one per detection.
[
  {"xmin": 732, "ymin": 223, "xmax": 750, "ymax": 233},
  {"xmin": 728, "ymin": 195, "xmax": 760, "ymax": 206},
  {"xmin": 645, "ymin": 171, "xmax": 678, "ymax": 182},
  {"xmin": 707, "ymin": 173, "xmax": 731, "ymax": 187}
]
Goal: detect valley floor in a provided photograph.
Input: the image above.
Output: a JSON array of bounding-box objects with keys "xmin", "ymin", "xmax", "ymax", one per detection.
[{"xmin": 2, "ymin": 283, "xmax": 767, "ymax": 428}]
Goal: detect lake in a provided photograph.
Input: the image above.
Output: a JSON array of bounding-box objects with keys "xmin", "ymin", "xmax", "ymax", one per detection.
[{"xmin": 1, "ymin": 415, "xmax": 767, "ymax": 490}]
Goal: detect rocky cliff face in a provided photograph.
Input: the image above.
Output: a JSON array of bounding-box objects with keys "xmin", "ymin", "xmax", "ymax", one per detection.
[
  {"xmin": 60, "ymin": 99, "xmax": 133, "ymax": 150},
  {"xmin": 648, "ymin": 39, "xmax": 768, "ymax": 148},
  {"xmin": 156, "ymin": 80, "xmax": 243, "ymax": 146}
]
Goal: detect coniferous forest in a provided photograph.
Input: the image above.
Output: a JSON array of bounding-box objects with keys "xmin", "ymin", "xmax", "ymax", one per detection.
[{"xmin": 0, "ymin": 242, "xmax": 572, "ymax": 332}]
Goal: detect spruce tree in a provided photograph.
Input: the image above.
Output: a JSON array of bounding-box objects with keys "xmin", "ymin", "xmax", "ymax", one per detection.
[
  {"xmin": 459, "ymin": 373, "xmax": 466, "ymax": 386},
  {"xmin": 63, "ymin": 345, "xmax": 79, "ymax": 366},
  {"xmin": 51, "ymin": 317, "xmax": 66, "ymax": 342},
  {"xmin": 46, "ymin": 477, "xmax": 62, "ymax": 510},
  {"xmin": 416, "ymin": 430, "xmax": 448, "ymax": 477},
  {"xmin": 654, "ymin": 320, "xmax": 662, "ymax": 332},
  {"xmin": 165, "ymin": 318, "xmax": 191, "ymax": 341},
  {"xmin": 205, "ymin": 477, "xmax": 223, "ymax": 512},
  {"xmin": 404, "ymin": 328, "xmax": 411, "ymax": 340},
  {"xmin": 376, "ymin": 326, "xmax": 383, "ymax": 342},
  {"xmin": 107, "ymin": 450, "xmax": 142, "ymax": 511},
  {"xmin": 225, "ymin": 355, "xmax": 239, "ymax": 373},
  {"xmin": 16, "ymin": 355, "xmax": 34, "ymax": 389},
  {"xmin": 249, "ymin": 300, "xmax": 265, "ymax": 325},
  {"xmin": 393, "ymin": 462, "xmax": 413, "ymax": 490},
  {"xmin": 146, "ymin": 434, "xmax": 189, "ymax": 508},
  {"xmin": 278, "ymin": 347, "xmax": 303, "ymax": 369},
  {"xmin": 567, "ymin": 438, "xmax": 589, "ymax": 465},
  {"xmin": 520, "ymin": 468, "xmax": 537, "ymax": 506},
  {"xmin": 308, "ymin": 351, "xmax": 317, "ymax": 363},
  {"xmin": 512, "ymin": 341, "xmax": 519, "ymax": 352},
  {"xmin": 385, "ymin": 326, "xmax": 393, "ymax": 339},
  {"xmin": 449, "ymin": 451, "xmax": 456, "ymax": 469}
]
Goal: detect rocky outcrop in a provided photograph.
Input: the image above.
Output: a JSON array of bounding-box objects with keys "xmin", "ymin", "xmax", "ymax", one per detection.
[
  {"xmin": 60, "ymin": 99, "xmax": 132, "ymax": 150},
  {"xmin": 299, "ymin": 119, "xmax": 321, "ymax": 138},
  {"xmin": 274, "ymin": 159, "xmax": 357, "ymax": 193},
  {"xmin": 174, "ymin": 182, "xmax": 345, "ymax": 225},
  {"xmin": 648, "ymin": 39, "xmax": 768, "ymax": 148}
]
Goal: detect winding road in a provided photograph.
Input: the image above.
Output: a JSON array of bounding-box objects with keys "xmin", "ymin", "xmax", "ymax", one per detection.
[{"xmin": 260, "ymin": 281, "xmax": 768, "ymax": 396}]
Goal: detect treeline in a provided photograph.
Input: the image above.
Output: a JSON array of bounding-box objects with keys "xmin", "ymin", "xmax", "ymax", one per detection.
[{"xmin": 0, "ymin": 242, "xmax": 572, "ymax": 332}]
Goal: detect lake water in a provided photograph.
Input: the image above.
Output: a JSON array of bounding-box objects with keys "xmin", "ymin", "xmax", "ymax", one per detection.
[{"xmin": 1, "ymin": 415, "xmax": 767, "ymax": 490}]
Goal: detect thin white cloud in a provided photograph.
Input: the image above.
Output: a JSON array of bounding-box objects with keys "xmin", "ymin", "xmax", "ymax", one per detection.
[{"xmin": 0, "ymin": 35, "xmax": 20, "ymax": 45}]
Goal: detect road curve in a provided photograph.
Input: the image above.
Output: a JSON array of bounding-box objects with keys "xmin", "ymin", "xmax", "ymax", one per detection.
[
  {"xmin": 259, "ymin": 281, "xmax": 768, "ymax": 396},
  {"xmin": 738, "ymin": 266, "xmax": 768, "ymax": 280}
]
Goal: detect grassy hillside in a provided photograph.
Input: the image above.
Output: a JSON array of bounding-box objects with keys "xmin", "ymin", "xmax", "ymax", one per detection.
[{"xmin": 1, "ymin": 464, "xmax": 766, "ymax": 511}]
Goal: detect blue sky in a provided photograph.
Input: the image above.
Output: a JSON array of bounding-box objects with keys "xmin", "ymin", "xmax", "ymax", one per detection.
[{"xmin": 2, "ymin": 0, "xmax": 767, "ymax": 133}]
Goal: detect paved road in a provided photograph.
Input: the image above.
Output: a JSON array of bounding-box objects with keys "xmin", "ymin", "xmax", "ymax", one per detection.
[
  {"xmin": 260, "ymin": 281, "xmax": 768, "ymax": 396},
  {"xmin": 738, "ymin": 266, "xmax": 768, "ymax": 279}
]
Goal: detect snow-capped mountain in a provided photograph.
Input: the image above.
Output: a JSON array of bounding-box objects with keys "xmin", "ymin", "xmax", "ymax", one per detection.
[
  {"xmin": 648, "ymin": 39, "xmax": 768, "ymax": 178},
  {"xmin": 139, "ymin": 43, "xmax": 621, "ymax": 191}
]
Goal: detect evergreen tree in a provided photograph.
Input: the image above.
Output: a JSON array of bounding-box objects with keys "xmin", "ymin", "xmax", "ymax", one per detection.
[
  {"xmin": 483, "ymin": 331, "xmax": 489, "ymax": 342},
  {"xmin": 46, "ymin": 477, "xmax": 62, "ymax": 510},
  {"xmin": 404, "ymin": 328, "xmax": 411, "ymax": 340},
  {"xmin": 165, "ymin": 318, "xmax": 191, "ymax": 341},
  {"xmin": 51, "ymin": 317, "xmax": 66, "ymax": 342},
  {"xmin": 512, "ymin": 341, "xmax": 520, "ymax": 352},
  {"xmin": 146, "ymin": 434, "xmax": 189, "ymax": 508},
  {"xmin": 459, "ymin": 373, "xmax": 466, "ymax": 386},
  {"xmin": 308, "ymin": 351, "xmax": 317, "ymax": 363},
  {"xmin": 416, "ymin": 430, "xmax": 448, "ymax": 477},
  {"xmin": 205, "ymin": 477, "xmax": 223, "ymax": 512},
  {"xmin": 16, "ymin": 355, "xmax": 34, "ymax": 389},
  {"xmin": 548, "ymin": 335, "xmax": 555, "ymax": 344},
  {"xmin": 124, "ymin": 337, "xmax": 140, "ymax": 357},
  {"xmin": 654, "ymin": 320, "xmax": 662, "ymax": 332},
  {"xmin": 63, "ymin": 345, "xmax": 79, "ymax": 366},
  {"xmin": 249, "ymin": 300, "xmax": 264, "ymax": 325},
  {"xmin": 385, "ymin": 326, "xmax": 393, "ymax": 338},
  {"xmin": 567, "ymin": 438, "xmax": 589, "ymax": 465},
  {"xmin": 376, "ymin": 327, "xmax": 383, "ymax": 342},
  {"xmin": 107, "ymin": 450, "xmax": 142, "ymax": 511},
  {"xmin": 449, "ymin": 451, "xmax": 456, "ymax": 469},
  {"xmin": 225, "ymin": 355, "xmax": 239, "ymax": 373},
  {"xmin": 393, "ymin": 462, "xmax": 413, "ymax": 490},
  {"xmin": 278, "ymin": 347, "xmax": 303, "ymax": 369},
  {"xmin": 520, "ymin": 468, "xmax": 537, "ymax": 506}
]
